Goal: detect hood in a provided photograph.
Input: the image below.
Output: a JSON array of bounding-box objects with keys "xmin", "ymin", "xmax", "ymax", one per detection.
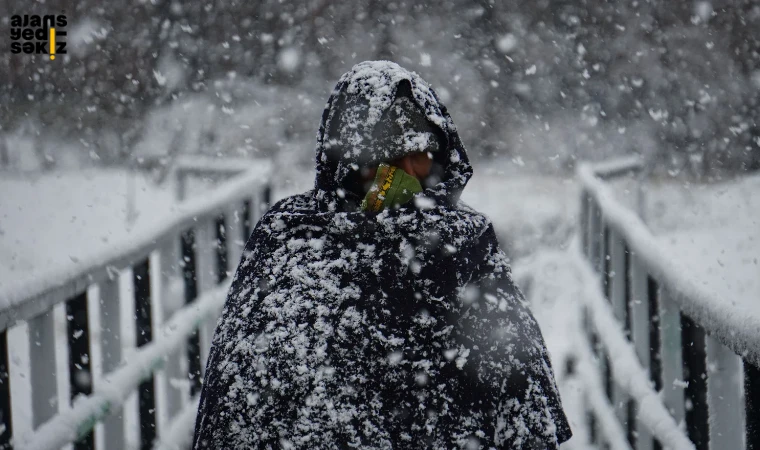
[{"xmin": 314, "ymin": 60, "xmax": 474, "ymax": 212}]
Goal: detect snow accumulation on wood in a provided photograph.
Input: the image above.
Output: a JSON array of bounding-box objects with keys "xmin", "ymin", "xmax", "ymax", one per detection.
[
  {"xmin": 0, "ymin": 162, "xmax": 269, "ymax": 324},
  {"xmin": 153, "ymin": 395, "xmax": 201, "ymax": 450},
  {"xmin": 15, "ymin": 282, "xmax": 229, "ymax": 450},
  {"xmin": 513, "ymin": 248, "xmax": 631, "ymax": 450},
  {"xmin": 574, "ymin": 332, "xmax": 633, "ymax": 450},
  {"xmin": 571, "ymin": 247, "xmax": 695, "ymax": 450},
  {"xmin": 578, "ymin": 162, "xmax": 760, "ymax": 368}
]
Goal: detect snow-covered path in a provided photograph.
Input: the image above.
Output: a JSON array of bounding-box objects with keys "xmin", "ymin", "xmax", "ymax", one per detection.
[{"xmin": 512, "ymin": 246, "xmax": 594, "ymax": 449}]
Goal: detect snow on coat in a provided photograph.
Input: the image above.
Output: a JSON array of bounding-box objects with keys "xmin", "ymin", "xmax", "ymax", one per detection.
[{"xmin": 193, "ymin": 61, "xmax": 572, "ymax": 449}]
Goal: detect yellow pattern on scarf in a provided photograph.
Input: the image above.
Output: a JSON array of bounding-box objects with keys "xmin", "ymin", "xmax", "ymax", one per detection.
[{"xmin": 371, "ymin": 165, "xmax": 396, "ymax": 211}]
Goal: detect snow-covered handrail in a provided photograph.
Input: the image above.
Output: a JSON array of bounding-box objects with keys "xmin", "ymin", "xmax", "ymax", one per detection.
[
  {"xmin": 152, "ymin": 395, "xmax": 202, "ymax": 450},
  {"xmin": 578, "ymin": 161, "xmax": 760, "ymax": 367},
  {"xmin": 0, "ymin": 160, "xmax": 272, "ymax": 449},
  {"xmin": 577, "ymin": 157, "xmax": 759, "ymax": 449},
  {"xmin": 573, "ymin": 329, "xmax": 636, "ymax": 450},
  {"xmin": 16, "ymin": 283, "xmax": 228, "ymax": 450},
  {"xmin": 0, "ymin": 159, "xmax": 271, "ymax": 330},
  {"xmin": 574, "ymin": 250, "xmax": 694, "ymax": 450}
]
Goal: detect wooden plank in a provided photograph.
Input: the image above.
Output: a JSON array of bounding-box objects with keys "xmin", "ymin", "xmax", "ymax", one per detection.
[
  {"xmin": 195, "ymin": 220, "xmax": 219, "ymax": 375},
  {"xmin": 27, "ymin": 310, "xmax": 58, "ymax": 429},
  {"xmin": 99, "ymin": 274, "xmax": 126, "ymax": 450},
  {"xmin": 242, "ymin": 199, "xmax": 253, "ymax": 247},
  {"xmin": 589, "ymin": 200, "xmax": 602, "ymax": 275},
  {"xmin": 601, "ymin": 225, "xmax": 614, "ymax": 407},
  {"xmin": 681, "ymin": 313, "xmax": 708, "ymax": 449},
  {"xmin": 608, "ymin": 228, "xmax": 628, "ymax": 428},
  {"xmin": 747, "ymin": 360, "xmax": 760, "ymax": 450},
  {"xmin": 180, "ymin": 229, "xmax": 202, "ymax": 396},
  {"xmin": 658, "ymin": 288, "xmax": 685, "ymax": 425},
  {"xmin": 608, "ymin": 230, "xmax": 627, "ymax": 325},
  {"xmin": 630, "ymin": 257, "xmax": 653, "ymax": 450},
  {"xmin": 580, "ymin": 190, "xmax": 590, "ymax": 257},
  {"xmin": 158, "ymin": 237, "xmax": 188, "ymax": 433},
  {"xmin": 260, "ymin": 185, "xmax": 272, "ymax": 219},
  {"xmin": 133, "ymin": 259, "xmax": 156, "ymax": 450},
  {"xmin": 66, "ymin": 292, "xmax": 94, "ymax": 449},
  {"xmin": 706, "ymin": 336, "xmax": 743, "ymax": 450},
  {"xmin": 225, "ymin": 204, "xmax": 245, "ymax": 272},
  {"xmin": 215, "ymin": 214, "xmax": 229, "ymax": 284}
]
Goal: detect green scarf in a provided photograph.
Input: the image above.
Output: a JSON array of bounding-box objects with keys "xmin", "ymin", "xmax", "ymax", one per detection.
[{"xmin": 360, "ymin": 163, "xmax": 423, "ymax": 212}]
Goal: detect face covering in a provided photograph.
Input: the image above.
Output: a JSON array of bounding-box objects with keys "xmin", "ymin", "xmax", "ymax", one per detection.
[{"xmin": 360, "ymin": 163, "xmax": 423, "ymax": 212}]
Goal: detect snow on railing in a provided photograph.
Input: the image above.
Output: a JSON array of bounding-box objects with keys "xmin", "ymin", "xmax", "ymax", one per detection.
[
  {"xmin": 577, "ymin": 157, "xmax": 760, "ymax": 450},
  {"xmin": 0, "ymin": 159, "xmax": 272, "ymax": 449},
  {"xmin": 16, "ymin": 284, "xmax": 228, "ymax": 450},
  {"xmin": 573, "ymin": 324, "xmax": 634, "ymax": 450}
]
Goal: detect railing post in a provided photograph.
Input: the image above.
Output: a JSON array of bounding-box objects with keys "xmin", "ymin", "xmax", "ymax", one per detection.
[
  {"xmin": 630, "ymin": 256, "xmax": 653, "ymax": 450},
  {"xmin": 622, "ymin": 248, "xmax": 635, "ymax": 446},
  {"xmin": 580, "ymin": 190, "xmax": 590, "ymax": 257},
  {"xmin": 608, "ymin": 229, "xmax": 627, "ymax": 323},
  {"xmin": 247, "ymin": 183, "xmax": 270, "ymax": 237},
  {"xmin": 27, "ymin": 311, "xmax": 58, "ymax": 429},
  {"xmin": 99, "ymin": 272, "xmax": 126, "ymax": 450},
  {"xmin": 158, "ymin": 238, "xmax": 188, "ymax": 439},
  {"xmin": 66, "ymin": 291, "xmax": 95, "ymax": 449},
  {"xmin": 195, "ymin": 219, "xmax": 220, "ymax": 373},
  {"xmin": 607, "ymin": 227, "xmax": 630, "ymax": 435},
  {"xmin": 242, "ymin": 182, "xmax": 270, "ymax": 240},
  {"xmin": 602, "ymin": 225, "xmax": 611, "ymax": 298},
  {"xmin": 133, "ymin": 258, "xmax": 156, "ymax": 450},
  {"xmin": 181, "ymin": 229, "xmax": 203, "ymax": 395},
  {"xmin": 176, "ymin": 169, "xmax": 187, "ymax": 202},
  {"xmin": 658, "ymin": 288, "xmax": 685, "ymax": 425},
  {"xmin": 215, "ymin": 214, "xmax": 229, "ymax": 283},
  {"xmin": 648, "ymin": 277, "xmax": 663, "ymax": 450},
  {"xmin": 600, "ymin": 225, "xmax": 614, "ymax": 408},
  {"xmin": 681, "ymin": 313, "xmax": 708, "ymax": 449},
  {"xmin": 747, "ymin": 361, "xmax": 760, "ymax": 449},
  {"xmin": 0, "ymin": 330, "xmax": 11, "ymax": 449},
  {"xmin": 583, "ymin": 305, "xmax": 599, "ymax": 446},
  {"xmin": 261, "ymin": 185, "xmax": 272, "ymax": 218},
  {"xmin": 225, "ymin": 204, "xmax": 245, "ymax": 271},
  {"xmin": 242, "ymin": 198, "xmax": 253, "ymax": 244},
  {"xmin": 647, "ymin": 278, "xmax": 662, "ymax": 394},
  {"xmin": 589, "ymin": 200, "xmax": 602, "ymax": 274},
  {"xmin": 705, "ymin": 336, "xmax": 743, "ymax": 449}
]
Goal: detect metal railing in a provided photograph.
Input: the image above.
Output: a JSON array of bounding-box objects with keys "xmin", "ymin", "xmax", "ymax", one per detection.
[
  {"xmin": 577, "ymin": 157, "xmax": 760, "ymax": 450},
  {"xmin": 0, "ymin": 158, "xmax": 272, "ymax": 449}
]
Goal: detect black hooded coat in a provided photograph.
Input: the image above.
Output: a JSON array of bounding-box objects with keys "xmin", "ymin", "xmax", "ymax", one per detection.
[{"xmin": 193, "ymin": 61, "xmax": 571, "ymax": 449}]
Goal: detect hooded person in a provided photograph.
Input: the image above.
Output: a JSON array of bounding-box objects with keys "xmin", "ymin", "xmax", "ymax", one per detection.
[{"xmin": 192, "ymin": 61, "xmax": 572, "ymax": 449}]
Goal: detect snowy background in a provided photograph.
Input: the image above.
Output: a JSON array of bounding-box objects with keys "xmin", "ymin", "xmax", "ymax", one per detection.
[{"xmin": 1, "ymin": 0, "xmax": 759, "ymax": 448}]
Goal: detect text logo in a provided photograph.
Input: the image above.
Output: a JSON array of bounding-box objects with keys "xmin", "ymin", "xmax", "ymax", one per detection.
[{"xmin": 10, "ymin": 14, "xmax": 67, "ymax": 60}]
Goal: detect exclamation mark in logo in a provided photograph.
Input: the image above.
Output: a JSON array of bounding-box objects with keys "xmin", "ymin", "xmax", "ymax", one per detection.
[{"xmin": 49, "ymin": 28, "xmax": 56, "ymax": 60}]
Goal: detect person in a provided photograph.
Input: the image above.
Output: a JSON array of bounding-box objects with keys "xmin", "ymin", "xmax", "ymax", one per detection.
[{"xmin": 192, "ymin": 61, "xmax": 571, "ymax": 449}]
